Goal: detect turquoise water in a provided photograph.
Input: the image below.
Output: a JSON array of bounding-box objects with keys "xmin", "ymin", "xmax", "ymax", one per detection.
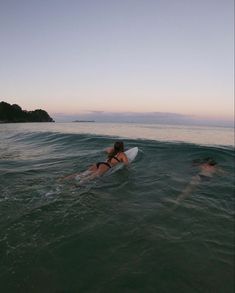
[{"xmin": 0, "ymin": 123, "xmax": 234, "ymax": 292}]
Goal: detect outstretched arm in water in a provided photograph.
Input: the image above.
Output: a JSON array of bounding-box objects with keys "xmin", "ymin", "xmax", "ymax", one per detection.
[{"xmin": 175, "ymin": 175, "xmax": 201, "ymax": 204}]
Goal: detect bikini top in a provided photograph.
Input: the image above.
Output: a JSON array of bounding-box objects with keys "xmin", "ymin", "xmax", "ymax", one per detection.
[
  {"xmin": 112, "ymin": 156, "xmax": 121, "ymax": 162},
  {"xmin": 107, "ymin": 153, "xmax": 121, "ymax": 163}
]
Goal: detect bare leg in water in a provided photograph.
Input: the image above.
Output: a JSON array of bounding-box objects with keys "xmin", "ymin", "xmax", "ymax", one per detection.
[
  {"xmin": 61, "ymin": 164, "xmax": 109, "ymax": 182},
  {"xmin": 175, "ymin": 175, "xmax": 201, "ymax": 204},
  {"xmin": 167, "ymin": 175, "xmax": 201, "ymax": 212}
]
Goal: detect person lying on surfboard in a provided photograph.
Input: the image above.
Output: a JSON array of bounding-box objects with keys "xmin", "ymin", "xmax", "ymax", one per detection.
[{"xmin": 62, "ymin": 141, "xmax": 129, "ymax": 181}]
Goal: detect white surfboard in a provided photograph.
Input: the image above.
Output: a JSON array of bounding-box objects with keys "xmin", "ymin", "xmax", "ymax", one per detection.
[{"xmin": 125, "ymin": 147, "xmax": 138, "ymax": 163}]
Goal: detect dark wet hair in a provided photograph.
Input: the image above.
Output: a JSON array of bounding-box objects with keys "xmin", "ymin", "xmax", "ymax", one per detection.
[
  {"xmin": 114, "ymin": 141, "xmax": 124, "ymax": 152},
  {"xmin": 203, "ymin": 157, "xmax": 217, "ymax": 166},
  {"xmin": 108, "ymin": 141, "xmax": 124, "ymax": 161},
  {"xmin": 193, "ymin": 157, "xmax": 217, "ymax": 166}
]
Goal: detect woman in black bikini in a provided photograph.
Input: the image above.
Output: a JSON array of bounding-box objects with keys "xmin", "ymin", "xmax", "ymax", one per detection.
[
  {"xmin": 63, "ymin": 141, "xmax": 129, "ymax": 181},
  {"xmin": 88, "ymin": 141, "xmax": 129, "ymax": 175}
]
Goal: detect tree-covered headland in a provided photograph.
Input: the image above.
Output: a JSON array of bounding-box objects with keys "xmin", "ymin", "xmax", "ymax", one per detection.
[{"xmin": 0, "ymin": 101, "xmax": 54, "ymax": 123}]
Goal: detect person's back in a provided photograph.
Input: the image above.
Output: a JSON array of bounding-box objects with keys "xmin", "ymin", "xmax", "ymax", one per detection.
[
  {"xmin": 106, "ymin": 141, "xmax": 128, "ymax": 167},
  {"xmin": 198, "ymin": 162, "xmax": 217, "ymax": 178}
]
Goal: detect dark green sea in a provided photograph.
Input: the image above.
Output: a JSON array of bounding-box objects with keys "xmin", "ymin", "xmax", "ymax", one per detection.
[{"xmin": 0, "ymin": 123, "xmax": 234, "ymax": 293}]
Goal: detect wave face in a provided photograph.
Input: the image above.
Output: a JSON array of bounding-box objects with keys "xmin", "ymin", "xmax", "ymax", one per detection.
[{"xmin": 0, "ymin": 124, "xmax": 234, "ymax": 292}]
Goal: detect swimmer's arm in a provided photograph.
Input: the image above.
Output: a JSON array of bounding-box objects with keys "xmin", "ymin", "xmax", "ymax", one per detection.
[{"xmin": 121, "ymin": 153, "xmax": 129, "ymax": 166}]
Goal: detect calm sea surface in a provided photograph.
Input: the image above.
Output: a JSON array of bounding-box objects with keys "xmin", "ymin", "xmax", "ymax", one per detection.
[{"xmin": 0, "ymin": 122, "xmax": 234, "ymax": 292}]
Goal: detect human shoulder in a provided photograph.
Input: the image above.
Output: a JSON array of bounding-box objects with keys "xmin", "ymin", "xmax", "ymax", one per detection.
[
  {"xmin": 105, "ymin": 147, "xmax": 114, "ymax": 154},
  {"xmin": 120, "ymin": 152, "xmax": 129, "ymax": 164}
]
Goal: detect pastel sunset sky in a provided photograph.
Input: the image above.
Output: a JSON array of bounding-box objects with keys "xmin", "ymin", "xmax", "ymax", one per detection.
[{"xmin": 1, "ymin": 0, "xmax": 234, "ymax": 123}]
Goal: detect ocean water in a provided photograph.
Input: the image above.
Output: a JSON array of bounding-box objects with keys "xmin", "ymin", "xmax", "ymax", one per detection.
[{"xmin": 0, "ymin": 122, "xmax": 234, "ymax": 293}]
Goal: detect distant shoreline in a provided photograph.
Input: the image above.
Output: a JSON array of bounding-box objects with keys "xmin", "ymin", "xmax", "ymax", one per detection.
[
  {"xmin": 72, "ymin": 120, "xmax": 95, "ymax": 123},
  {"xmin": 0, "ymin": 121, "xmax": 55, "ymax": 124},
  {"xmin": 0, "ymin": 101, "xmax": 54, "ymax": 123}
]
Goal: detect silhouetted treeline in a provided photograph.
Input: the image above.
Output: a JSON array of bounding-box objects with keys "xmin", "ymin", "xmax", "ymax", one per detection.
[{"xmin": 0, "ymin": 101, "xmax": 54, "ymax": 123}]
